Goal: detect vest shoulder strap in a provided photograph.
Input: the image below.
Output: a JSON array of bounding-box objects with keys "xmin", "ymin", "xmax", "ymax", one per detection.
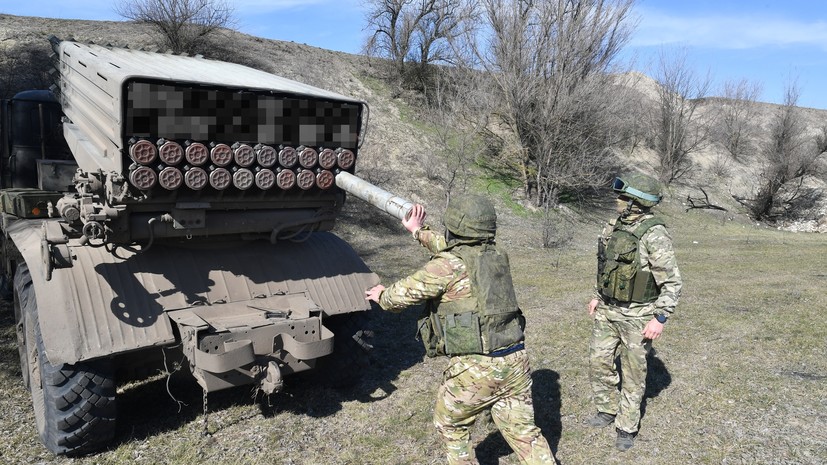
[{"xmin": 628, "ymin": 216, "xmax": 666, "ymax": 240}]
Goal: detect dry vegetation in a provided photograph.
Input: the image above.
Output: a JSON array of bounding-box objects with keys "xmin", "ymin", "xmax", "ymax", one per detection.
[
  {"xmin": 1, "ymin": 13, "xmax": 826, "ymax": 465},
  {"xmin": 3, "ymin": 190, "xmax": 826, "ymax": 465}
]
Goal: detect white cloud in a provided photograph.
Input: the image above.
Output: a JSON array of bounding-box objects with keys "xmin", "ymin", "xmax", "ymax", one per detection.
[{"xmin": 632, "ymin": 9, "xmax": 827, "ymax": 50}]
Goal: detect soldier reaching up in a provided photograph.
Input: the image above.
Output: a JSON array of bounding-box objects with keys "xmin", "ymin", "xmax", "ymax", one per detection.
[
  {"xmin": 366, "ymin": 195, "xmax": 554, "ymax": 465},
  {"xmin": 585, "ymin": 173, "xmax": 682, "ymax": 451}
]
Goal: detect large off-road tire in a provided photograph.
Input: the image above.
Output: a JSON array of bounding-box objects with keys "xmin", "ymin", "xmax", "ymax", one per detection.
[
  {"xmin": 313, "ymin": 311, "xmax": 373, "ymax": 388},
  {"xmin": 14, "ymin": 263, "xmax": 117, "ymax": 456},
  {"xmin": 13, "ymin": 269, "xmax": 31, "ymax": 390}
]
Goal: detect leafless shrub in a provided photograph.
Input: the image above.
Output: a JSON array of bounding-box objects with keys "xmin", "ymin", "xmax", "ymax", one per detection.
[
  {"xmin": 115, "ymin": 0, "xmax": 236, "ymax": 55},
  {"xmin": 355, "ymin": 155, "xmax": 394, "ymax": 187},
  {"xmin": 714, "ymin": 78, "xmax": 763, "ymax": 161},
  {"xmin": 541, "ymin": 208, "xmax": 574, "ymax": 250},
  {"xmin": 649, "ymin": 47, "xmax": 711, "ymax": 184},
  {"xmin": 418, "ymin": 66, "xmax": 487, "ymax": 201},
  {"xmin": 738, "ymin": 80, "xmax": 825, "ymax": 220},
  {"xmin": 455, "ymin": 0, "xmax": 637, "ymax": 208},
  {"xmin": 363, "ymin": 0, "xmax": 473, "ymax": 92},
  {"xmin": 708, "ymin": 152, "xmax": 732, "ymax": 179}
]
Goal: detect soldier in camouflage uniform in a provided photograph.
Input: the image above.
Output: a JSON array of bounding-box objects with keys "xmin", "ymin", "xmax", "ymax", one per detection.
[
  {"xmin": 585, "ymin": 173, "xmax": 682, "ymax": 451},
  {"xmin": 366, "ymin": 195, "xmax": 554, "ymax": 465}
]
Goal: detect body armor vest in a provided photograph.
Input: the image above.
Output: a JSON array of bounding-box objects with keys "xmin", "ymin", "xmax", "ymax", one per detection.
[
  {"xmin": 417, "ymin": 243, "xmax": 525, "ymax": 357},
  {"xmin": 597, "ymin": 216, "xmax": 664, "ymax": 304}
]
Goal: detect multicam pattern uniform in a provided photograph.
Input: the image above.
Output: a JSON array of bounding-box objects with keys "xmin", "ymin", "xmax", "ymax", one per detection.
[
  {"xmin": 590, "ymin": 213, "xmax": 682, "ymax": 434},
  {"xmin": 378, "ymin": 226, "xmax": 553, "ymax": 465}
]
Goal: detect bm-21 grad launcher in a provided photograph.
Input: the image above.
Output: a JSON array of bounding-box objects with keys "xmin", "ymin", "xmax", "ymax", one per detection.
[{"xmin": 0, "ymin": 37, "xmax": 412, "ymax": 456}]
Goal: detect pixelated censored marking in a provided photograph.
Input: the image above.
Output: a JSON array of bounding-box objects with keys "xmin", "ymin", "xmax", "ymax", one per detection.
[{"xmin": 125, "ymin": 81, "xmax": 360, "ymax": 146}]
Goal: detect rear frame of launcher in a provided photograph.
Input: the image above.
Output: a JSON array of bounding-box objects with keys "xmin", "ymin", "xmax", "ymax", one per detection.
[{"xmin": 0, "ymin": 37, "xmax": 394, "ymax": 455}]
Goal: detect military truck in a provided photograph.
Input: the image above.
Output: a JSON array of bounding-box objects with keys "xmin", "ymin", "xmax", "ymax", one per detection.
[{"xmin": 0, "ymin": 37, "xmax": 412, "ymax": 456}]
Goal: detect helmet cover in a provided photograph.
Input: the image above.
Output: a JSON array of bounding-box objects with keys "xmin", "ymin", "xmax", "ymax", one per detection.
[
  {"xmin": 613, "ymin": 173, "xmax": 662, "ymax": 207},
  {"xmin": 443, "ymin": 194, "xmax": 497, "ymax": 239}
]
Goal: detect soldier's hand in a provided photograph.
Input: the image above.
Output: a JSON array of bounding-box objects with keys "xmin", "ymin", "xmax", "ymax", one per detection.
[
  {"xmin": 402, "ymin": 204, "xmax": 426, "ymax": 233},
  {"xmin": 588, "ymin": 298, "xmax": 599, "ymax": 316},
  {"xmin": 365, "ymin": 284, "xmax": 386, "ymax": 303},
  {"xmin": 642, "ymin": 318, "xmax": 664, "ymax": 340}
]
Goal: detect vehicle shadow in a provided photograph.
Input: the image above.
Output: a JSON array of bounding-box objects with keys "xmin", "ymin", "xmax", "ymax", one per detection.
[
  {"xmin": 0, "ymin": 300, "xmax": 22, "ymax": 379},
  {"xmin": 108, "ymin": 305, "xmax": 426, "ymax": 448},
  {"xmin": 258, "ymin": 305, "xmax": 425, "ymax": 419}
]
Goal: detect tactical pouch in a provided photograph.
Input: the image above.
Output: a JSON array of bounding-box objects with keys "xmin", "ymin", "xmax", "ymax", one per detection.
[
  {"xmin": 603, "ymin": 263, "xmax": 637, "ymax": 302},
  {"xmin": 443, "ymin": 312, "xmax": 483, "ymax": 355},
  {"xmin": 416, "ymin": 309, "xmax": 443, "ymax": 358},
  {"xmin": 484, "ymin": 311, "xmax": 526, "ymax": 352},
  {"xmin": 611, "ymin": 232, "xmax": 638, "ymax": 263},
  {"xmin": 601, "ymin": 230, "xmax": 642, "ymax": 301},
  {"xmin": 596, "ymin": 239, "xmax": 607, "ymax": 282}
]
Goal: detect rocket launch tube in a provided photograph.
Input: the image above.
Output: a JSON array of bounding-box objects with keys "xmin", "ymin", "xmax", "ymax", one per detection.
[{"xmin": 335, "ymin": 171, "xmax": 413, "ymax": 221}]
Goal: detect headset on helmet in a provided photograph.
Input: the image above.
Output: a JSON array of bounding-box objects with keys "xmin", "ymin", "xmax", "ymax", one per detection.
[{"xmin": 612, "ymin": 173, "xmax": 662, "ymax": 208}]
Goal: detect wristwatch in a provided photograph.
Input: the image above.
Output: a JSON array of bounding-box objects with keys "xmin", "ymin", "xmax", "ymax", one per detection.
[{"xmin": 655, "ymin": 313, "xmax": 668, "ymax": 324}]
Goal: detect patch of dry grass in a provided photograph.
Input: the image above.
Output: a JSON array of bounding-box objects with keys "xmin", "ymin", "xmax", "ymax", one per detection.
[{"xmin": 2, "ymin": 200, "xmax": 826, "ymax": 465}]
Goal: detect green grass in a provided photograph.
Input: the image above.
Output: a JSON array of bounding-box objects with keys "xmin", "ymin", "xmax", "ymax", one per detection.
[{"xmin": 355, "ymin": 73, "xmax": 386, "ymax": 96}]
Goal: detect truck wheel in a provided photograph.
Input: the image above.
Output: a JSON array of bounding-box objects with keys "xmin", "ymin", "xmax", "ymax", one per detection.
[
  {"xmin": 14, "ymin": 263, "xmax": 117, "ymax": 456},
  {"xmin": 314, "ymin": 311, "xmax": 373, "ymax": 388},
  {"xmin": 13, "ymin": 270, "xmax": 32, "ymax": 389}
]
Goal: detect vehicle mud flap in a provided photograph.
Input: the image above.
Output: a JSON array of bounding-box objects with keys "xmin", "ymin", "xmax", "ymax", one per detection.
[
  {"xmin": 189, "ymin": 326, "xmax": 335, "ymax": 375},
  {"xmin": 193, "ymin": 340, "xmax": 256, "ymax": 373},
  {"xmin": 276, "ymin": 325, "xmax": 335, "ymax": 361}
]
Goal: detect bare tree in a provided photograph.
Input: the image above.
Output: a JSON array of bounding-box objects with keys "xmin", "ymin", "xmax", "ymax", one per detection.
[
  {"xmin": 116, "ymin": 0, "xmax": 235, "ymax": 55},
  {"xmin": 716, "ymin": 78, "xmax": 762, "ymax": 161},
  {"xmin": 363, "ymin": 0, "xmax": 416, "ymax": 78},
  {"xmin": 457, "ymin": 0, "xmax": 637, "ymax": 207},
  {"xmin": 420, "ymin": 65, "xmax": 493, "ymax": 202},
  {"xmin": 650, "ymin": 47, "xmax": 711, "ymax": 184},
  {"xmin": 363, "ymin": 0, "xmax": 473, "ymax": 90},
  {"xmin": 744, "ymin": 80, "xmax": 825, "ymax": 220},
  {"xmin": 410, "ymin": 1, "xmax": 476, "ymax": 65}
]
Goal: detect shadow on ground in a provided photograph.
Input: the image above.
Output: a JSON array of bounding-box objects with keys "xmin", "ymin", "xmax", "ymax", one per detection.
[{"xmin": 641, "ymin": 348, "xmax": 672, "ymax": 421}]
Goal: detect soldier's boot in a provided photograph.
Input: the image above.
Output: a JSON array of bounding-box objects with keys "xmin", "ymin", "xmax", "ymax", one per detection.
[
  {"xmin": 615, "ymin": 428, "xmax": 636, "ymax": 451},
  {"xmin": 584, "ymin": 412, "xmax": 616, "ymax": 428}
]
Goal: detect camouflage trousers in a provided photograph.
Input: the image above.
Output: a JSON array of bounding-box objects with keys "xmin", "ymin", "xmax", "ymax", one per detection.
[
  {"xmin": 433, "ymin": 349, "xmax": 554, "ymax": 465},
  {"xmin": 588, "ymin": 311, "xmax": 652, "ymax": 433}
]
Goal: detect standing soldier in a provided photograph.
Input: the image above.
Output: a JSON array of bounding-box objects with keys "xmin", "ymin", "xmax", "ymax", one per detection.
[
  {"xmin": 585, "ymin": 173, "xmax": 682, "ymax": 451},
  {"xmin": 366, "ymin": 195, "xmax": 554, "ymax": 465}
]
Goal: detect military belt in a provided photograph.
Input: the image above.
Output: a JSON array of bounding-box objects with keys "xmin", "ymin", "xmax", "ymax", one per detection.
[
  {"xmin": 600, "ymin": 294, "xmax": 632, "ymax": 308},
  {"xmin": 487, "ymin": 342, "xmax": 524, "ymax": 357}
]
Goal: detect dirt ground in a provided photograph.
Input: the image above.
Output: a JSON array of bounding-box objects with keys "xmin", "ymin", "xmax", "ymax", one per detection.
[
  {"xmin": 2, "ymin": 197, "xmax": 827, "ymax": 465},
  {"xmin": 1, "ymin": 12, "xmax": 826, "ymax": 465}
]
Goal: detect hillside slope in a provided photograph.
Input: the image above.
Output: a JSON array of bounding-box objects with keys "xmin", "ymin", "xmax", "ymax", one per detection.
[{"xmin": 2, "ymin": 13, "xmax": 826, "ymax": 230}]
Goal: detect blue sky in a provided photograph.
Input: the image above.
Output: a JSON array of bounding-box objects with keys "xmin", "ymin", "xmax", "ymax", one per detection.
[{"xmin": 2, "ymin": 0, "xmax": 826, "ymax": 109}]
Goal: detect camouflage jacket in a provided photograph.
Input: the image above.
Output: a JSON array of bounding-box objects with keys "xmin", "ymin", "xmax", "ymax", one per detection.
[
  {"xmin": 378, "ymin": 226, "xmax": 472, "ymax": 312},
  {"xmin": 594, "ymin": 212, "xmax": 682, "ymax": 318}
]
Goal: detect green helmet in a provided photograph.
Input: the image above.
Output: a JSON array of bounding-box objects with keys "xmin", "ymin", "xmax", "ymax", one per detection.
[
  {"xmin": 612, "ymin": 173, "xmax": 662, "ymax": 207},
  {"xmin": 444, "ymin": 194, "xmax": 497, "ymax": 240}
]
